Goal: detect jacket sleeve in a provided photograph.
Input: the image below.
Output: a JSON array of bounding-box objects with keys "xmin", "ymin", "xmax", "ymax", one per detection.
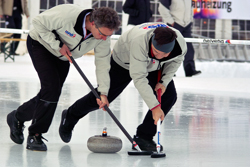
[
  {"xmin": 129, "ymin": 40, "xmax": 159, "ymax": 110},
  {"xmin": 158, "ymin": 0, "xmax": 174, "ymax": 25},
  {"xmin": 0, "ymin": 0, "xmax": 3, "ymax": 16},
  {"xmin": 23, "ymin": 0, "xmax": 30, "ymax": 17},
  {"xmin": 190, "ymin": 3, "xmax": 194, "ymax": 23},
  {"xmin": 94, "ymin": 38, "xmax": 112, "ymax": 96},
  {"xmin": 161, "ymin": 58, "xmax": 183, "ymax": 88},
  {"xmin": 122, "ymin": 0, "xmax": 139, "ymax": 17},
  {"xmin": 31, "ymin": 7, "xmax": 64, "ymax": 52}
]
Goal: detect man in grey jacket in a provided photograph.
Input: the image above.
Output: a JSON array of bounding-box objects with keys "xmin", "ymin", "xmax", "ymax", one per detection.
[
  {"xmin": 6, "ymin": 4, "xmax": 120, "ymax": 151},
  {"xmin": 59, "ymin": 23, "xmax": 187, "ymax": 151},
  {"xmin": 159, "ymin": 0, "xmax": 201, "ymax": 77}
]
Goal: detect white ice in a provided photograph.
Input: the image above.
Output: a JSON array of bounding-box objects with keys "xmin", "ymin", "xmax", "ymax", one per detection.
[{"xmin": 1, "ymin": 54, "xmax": 250, "ymax": 167}]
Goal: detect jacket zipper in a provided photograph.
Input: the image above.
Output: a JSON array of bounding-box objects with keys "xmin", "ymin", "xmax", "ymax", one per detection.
[
  {"xmin": 157, "ymin": 61, "xmax": 161, "ymax": 70},
  {"xmin": 70, "ymin": 37, "xmax": 84, "ymax": 52}
]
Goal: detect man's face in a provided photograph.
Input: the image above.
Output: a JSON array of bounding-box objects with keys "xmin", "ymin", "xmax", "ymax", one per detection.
[
  {"xmin": 151, "ymin": 43, "xmax": 171, "ymax": 59},
  {"xmin": 92, "ymin": 23, "xmax": 114, "ymax": 40}
]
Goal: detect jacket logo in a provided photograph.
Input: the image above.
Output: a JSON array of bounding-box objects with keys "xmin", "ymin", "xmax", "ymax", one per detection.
[
  {"xmin": 151, "ymin": 59, "xmax": 155, "ymax": 64},
  {"xmin": 141, "ymin": 23, "xmax": 167, "ymax": 30},
  {"xmin": 65, "ymin": 30, "xmax": 76, "ymax": 38}
]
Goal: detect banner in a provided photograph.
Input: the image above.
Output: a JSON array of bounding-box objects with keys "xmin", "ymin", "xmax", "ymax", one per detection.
[{"xmin": 192, "ymin": 0, "xmax": 250, "ymax": 20}]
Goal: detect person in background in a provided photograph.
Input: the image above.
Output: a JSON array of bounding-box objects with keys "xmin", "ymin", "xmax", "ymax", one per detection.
[
  {"xmin": 122, "ymin": 0, "xmax": 152, "ymax": 31},
  {"xmin": 158, "ymin": 0, "xmax": 201, "ymax": 77},
  {"xmin": 0, "ymin": 0, "xmax": 29, "ymax": 55},
  {"xmin": 6, "ymin": 4, "xmax": 120, "ymax": 151},
  {"xmin": 59, "ymin": 23, "xmax": 187, "ymax": 152}
]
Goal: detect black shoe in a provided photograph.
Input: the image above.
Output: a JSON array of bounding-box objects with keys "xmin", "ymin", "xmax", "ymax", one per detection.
[
  {"xmin": 7, "ymin": 110, "xmax": 25, "ymax": 144},
  {"xmin": 26, "ymin": 133, "xmax": 47, "ymax": 151},
  {"xmin": 186, "ymin": 70, "xmax": 202, "ymax": 77},
  {"xmin": 10, "ymin": 51, "xmax": 19, "ymax": 56},
  {"xmin": 132, "ymin": 136, "xmax": 163, "ymax": 152},
  {"xmin": 192, "ymin": 70, "xmax": 201, "ymax": 76},
  {"xmin": 59, "ymin": 110, "xmax": 77, "ymax": 143}
]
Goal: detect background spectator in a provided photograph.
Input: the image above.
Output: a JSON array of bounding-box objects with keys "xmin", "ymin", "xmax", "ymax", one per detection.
[
  {"xmin": 0, "ymin": 0, "xmax": 29, "ymax": 55},
  {"xmin": 158, "ymin": 0, "xmax": 201, "ymax": 77},
  {"xmin": 123, "ymin": 0, "xmax": 152, "ymax": 31}
]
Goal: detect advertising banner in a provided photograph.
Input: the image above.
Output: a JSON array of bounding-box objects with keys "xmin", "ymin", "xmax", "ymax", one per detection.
[{"xmin": 192, "ymin": 0, "xmax": 250, "ymax": 20}]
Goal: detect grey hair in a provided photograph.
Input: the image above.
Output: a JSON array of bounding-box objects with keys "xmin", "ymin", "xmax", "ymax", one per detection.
[{"xmin": 89, "ymin": 7, "xmax": 120, "ymax": 30}]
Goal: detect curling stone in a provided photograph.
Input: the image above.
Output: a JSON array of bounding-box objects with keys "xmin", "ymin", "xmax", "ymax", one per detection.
[{"xmin": 87, "ymin": 127, "xmax": 122, "ymax": 153}]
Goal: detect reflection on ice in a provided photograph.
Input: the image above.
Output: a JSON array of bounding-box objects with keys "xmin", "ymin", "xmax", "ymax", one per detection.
[{"xmin": 1, "ymin": 55, "xmax": 250, "ymax": 167}]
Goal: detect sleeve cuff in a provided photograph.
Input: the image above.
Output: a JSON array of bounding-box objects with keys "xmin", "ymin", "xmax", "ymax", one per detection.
[
  {"xmin": 100, "ymin": 92, "xmax": 108, "ymax": 96},
  {"xmin": 151, "ymin": 104, "xmax": 161, "ymax": 111}
]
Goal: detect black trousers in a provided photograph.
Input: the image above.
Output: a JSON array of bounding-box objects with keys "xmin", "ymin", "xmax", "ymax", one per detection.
[
  {"xmin": 5, "ymin": 10, "xmax": 22, "ymax": 53},
  {"xmin": 67, "ymin": 57, "xmax": 177, "ymax": 140},
  {"xmin": 15, "ymin": 35, "xmax": 70, "ymax": 134},
  {"xmin": 174, "ymin": 23, "xmax": 196, "ymax": 76}
]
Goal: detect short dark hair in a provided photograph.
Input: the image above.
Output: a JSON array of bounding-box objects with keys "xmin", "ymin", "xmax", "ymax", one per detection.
[
  {"xmin": 153, "ymin": 27, "xmax": 177, "ymax": 45},
  {"xmin": 89, "ymin": 7, "xmax": 120, "ymax": 31}
]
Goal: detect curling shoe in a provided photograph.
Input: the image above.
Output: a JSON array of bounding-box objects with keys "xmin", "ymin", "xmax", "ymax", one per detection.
[
  {"xmin": 26, "ymin": 133, "xmax": 47, "ymax": 151},
  {"xmin": 7, "ymin": 110, "xmax": 25, "ymax": 144},
  {"xmin": 59, "ymin": 110, "xmax": 78, "ymax": 143},
  {"xmin": 132, "ymin": 136, "xmax": 163, "ymax": 152}
]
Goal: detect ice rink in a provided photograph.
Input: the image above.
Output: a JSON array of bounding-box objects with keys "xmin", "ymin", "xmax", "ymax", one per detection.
[{"xmin": 1, "ymin": 55, "xmax": 250, "ymax": 167}]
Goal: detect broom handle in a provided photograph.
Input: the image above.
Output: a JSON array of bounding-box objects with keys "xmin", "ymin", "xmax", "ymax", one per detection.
[
  {"xmin": 156, "ymin": 70, "xmax": 162, "ymax": 153},
  {"xmin": 156, "ymin": 89, "xmax": 162, "ymax": 153},
  {"xmin": 69, "ymin": 56, "xmax": 135, "ymax": 144}
]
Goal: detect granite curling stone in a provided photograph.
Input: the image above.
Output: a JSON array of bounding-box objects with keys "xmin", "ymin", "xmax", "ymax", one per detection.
[{"xmin": 87, "ymin": 128, "xmax": 122, "ymax": 153}]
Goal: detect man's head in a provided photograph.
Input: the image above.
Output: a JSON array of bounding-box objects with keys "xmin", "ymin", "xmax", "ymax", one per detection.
[
  {"xmin": 151, "ymin": 27, "xmax": 177, "ymax": 59},
  {"xmin": 89, "ymin": 7, "xmax": 120, "ymax": 40}
]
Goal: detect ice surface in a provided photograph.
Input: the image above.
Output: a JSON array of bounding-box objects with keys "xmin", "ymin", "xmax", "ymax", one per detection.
[{"xmin": 1, "ymin": 54, "xmax": 250, "ymax": 167}]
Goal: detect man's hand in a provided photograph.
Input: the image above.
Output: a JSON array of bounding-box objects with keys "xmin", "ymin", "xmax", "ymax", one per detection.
[
  {"xmin": 151, "ymin": 106, "xmax": 164, "ymax": 125},
  {"xmin": 59, "ymin": 44, "xmax": 72, "ymax": 63},
  {"xmin": 154, "ymin": 83, "xmax": 166, "ymax": 96},
  {"xmin": 96, "ymin": 95, "xmax": 110, "ymax": 111}
]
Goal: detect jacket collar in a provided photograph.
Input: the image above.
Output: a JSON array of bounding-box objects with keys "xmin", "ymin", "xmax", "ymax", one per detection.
[{"xmin": 74, "ymin": 9, "xmax": 93, "ymax": 37}]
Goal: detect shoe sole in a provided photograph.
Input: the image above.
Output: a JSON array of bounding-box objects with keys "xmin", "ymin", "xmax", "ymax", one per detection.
[
  {"xmin": 26, "ymin": 145, "xmax": 47, "ymax": 151},
  {"xmin": 59, "ymin": 110, "xmax": 71, "ymax": 143},
  {"xmin": 192, "ymin": 72, "xmax": 201, "ymax": 76},
  {"xmin": 7, "ymin": 112, "xmax": 24, "ymax": 144},
  {"xmin": 132, "ymin": 146, "xmax": 163, "ymax": 152}
]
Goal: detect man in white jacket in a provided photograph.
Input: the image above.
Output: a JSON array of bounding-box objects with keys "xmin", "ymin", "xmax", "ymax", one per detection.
[
  {"xmin": 6, "ymin": 4, "xmax": 120, "ymax": 151},
  {"xmin": 159, "ymin": 0, "xmax": 201, "ymax": 77},
  {"xmin": 59, "ymin": 23, "xmax": 187, "ymax": 151}
]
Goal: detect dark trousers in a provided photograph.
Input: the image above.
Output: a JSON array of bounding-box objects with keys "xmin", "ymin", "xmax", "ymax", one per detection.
[
  {"xmin": 15, "ymin": 35, "xmax": 70, "ymax": 134},
  {"xmin": 67, "ymin": 57, "xmax": 177, "ymax": 140},
  {"xmin": 173, "ymin": 23, "xmax": 196, "ymax": 76},
  {"xmin": 5, "ymin": 11, "xmax": 22, "ymax": 53}
]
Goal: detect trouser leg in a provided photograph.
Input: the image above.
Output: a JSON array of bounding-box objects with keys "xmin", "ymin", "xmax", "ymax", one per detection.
[
  {"xmin": 16, "ymin": 96, "xmax": 38, "ymax": 122},
  {"xmin": 181, "ymin": 23, "xmax": 196, "ymax": 76},
  {"xmin": 67, "ymin": 56, "xmax": 132, "ymax": 121},
  {"xmin": 183, "ymin": 42, "xmax": 195, "ymax": 76},
  {"xmin": 5, "ymin": 12, "xmax": 22, "ymax": 53},
  {"xmin": 29, "ymin": 100, "xmax": 58, "ymax": 134},
  {"xmin": 136, "ymin": 70, "xmax": 177, "ymax": 140},
  {"xmin": 174, "ymin": 23, "xmax": 196, "ymax": 76},
  {"xmin": 16, "ymin": 35, "xmax": 70, "ymax": 134}
]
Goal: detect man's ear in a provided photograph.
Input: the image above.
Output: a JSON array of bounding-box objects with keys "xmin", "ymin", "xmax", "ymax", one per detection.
[{"xmin": 91, "ymin": 21, "xmax": 95, "ymax": 26}]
